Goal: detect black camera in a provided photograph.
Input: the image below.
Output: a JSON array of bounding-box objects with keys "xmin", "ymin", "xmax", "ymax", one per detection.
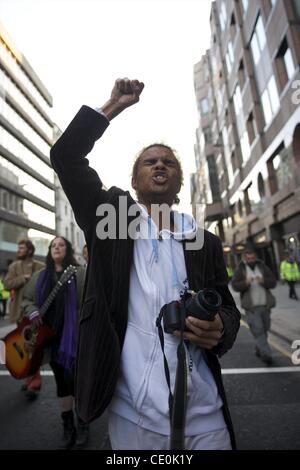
[{"xmin": 161, "ymin": 288, "xmax": 222, "ymax": 334}]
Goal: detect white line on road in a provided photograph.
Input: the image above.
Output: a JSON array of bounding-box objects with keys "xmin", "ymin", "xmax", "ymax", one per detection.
[
  {"xmin": 0, "ymin": 367, "xmax": 299, "ymax": 376},
  {"xmin": 0, "ymin": 370, "xmax": 54, "ymax": 376},
  {"xmin": 221, "ymin": 367, "xmax": 300, "ymax": 374}
]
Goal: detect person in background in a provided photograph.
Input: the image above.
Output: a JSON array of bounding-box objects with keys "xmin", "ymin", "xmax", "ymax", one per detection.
[
  {"xmin": 4, "ymin": 239, "xmax": 45, "ymax": 397},
  {"xmin": 280, "ymin": 251, "xmax": 299, "ymax": 300},
  {"xmin": 232, "ymin": 244, "xmax": 277, "ymax": 365},
  {"xmin": 226, "ymin": 265, "xmax": 234, "ymax": 281},
  {"xmin": 0, "ymin": 272, "xmax": 10, "ymax": 318},
  {"xmin": 22, "ymin": 236, "xmax": 87, "ymax": 449}
]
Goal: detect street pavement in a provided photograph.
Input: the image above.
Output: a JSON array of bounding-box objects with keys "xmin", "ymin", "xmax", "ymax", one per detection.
[{"xmin": 0, "ymin": 283, "xmax": 299, "ymax": 450}]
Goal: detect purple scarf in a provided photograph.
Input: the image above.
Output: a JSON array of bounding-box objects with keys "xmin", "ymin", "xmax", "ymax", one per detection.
[{"xmin": 36, "ymin": 269, "xmax": 77, "ymax": 370}]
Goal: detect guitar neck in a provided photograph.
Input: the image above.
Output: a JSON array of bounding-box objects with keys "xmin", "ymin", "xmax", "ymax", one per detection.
[{"xmin": 39, "ymin": 279, "xmax": 66, "ymax": 317}]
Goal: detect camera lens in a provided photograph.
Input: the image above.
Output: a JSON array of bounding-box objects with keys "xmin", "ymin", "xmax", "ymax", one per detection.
[{"xmin": 197, "ymin": 288, "xmax": 222, "ymax": 311}]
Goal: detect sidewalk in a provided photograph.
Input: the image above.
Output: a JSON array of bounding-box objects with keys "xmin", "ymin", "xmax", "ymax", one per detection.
[{"xmin": 230, "ymin": 283, "xmax": 300, "ymax": 344}]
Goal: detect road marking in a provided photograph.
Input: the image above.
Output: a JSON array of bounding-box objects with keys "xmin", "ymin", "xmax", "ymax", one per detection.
[
  {"xmin": 240, "ymin": 319, "xmax": 292, "ymax": 359},
  {"xmin": 0, "ymin": 367, "xmax": 299, "ymax": 377},
  {"xmin": 222, "ymin": 367, "xmax": 300, "ymax": 374},
  {"xmin": 0, "ymin": 370, "xmax": 54, "ymax": 376}
]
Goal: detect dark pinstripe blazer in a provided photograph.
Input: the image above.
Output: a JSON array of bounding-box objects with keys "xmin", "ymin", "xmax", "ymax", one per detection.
[{"xmin": 50, "ymin": 106, "xmax": 240, "ymax": 448}]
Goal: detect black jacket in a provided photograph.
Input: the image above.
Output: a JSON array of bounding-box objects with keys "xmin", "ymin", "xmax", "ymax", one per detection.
[{"xmin": 50, "ymin": 105, "xmax": 241, "ymax": 447}]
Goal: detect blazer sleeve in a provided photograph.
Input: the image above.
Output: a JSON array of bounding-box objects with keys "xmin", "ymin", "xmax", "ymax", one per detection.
[
  {"xmin": 50, "ymin": 106, "xmax": 110, "ymax": 231},
  {"xmin": 212, "ymin": 238, "xmax": 241, "ymax": 357},
  {"xmin": 231, "ymin": 265, "xmax": 249, "ymax": 293}
]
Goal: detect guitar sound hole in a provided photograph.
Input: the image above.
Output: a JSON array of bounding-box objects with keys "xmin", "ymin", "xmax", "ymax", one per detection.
[{"xmin": 24, "ymin": 329, "xmax": 33, "ymax": 341}]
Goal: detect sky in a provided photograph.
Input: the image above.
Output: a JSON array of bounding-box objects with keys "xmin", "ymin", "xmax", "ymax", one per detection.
[{"xmin": 0, "ymin": 0, "xmax": 212, "ymax": 213}]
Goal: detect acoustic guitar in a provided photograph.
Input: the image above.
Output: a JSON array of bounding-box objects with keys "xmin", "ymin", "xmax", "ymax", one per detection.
[{"xmin": 2, "ymin": 265, "xmax": 77, "ymax": 379}]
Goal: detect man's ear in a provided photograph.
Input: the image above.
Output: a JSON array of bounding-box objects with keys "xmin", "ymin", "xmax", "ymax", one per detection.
[{"xmin": 131, "ymin": 177, "xmax": 137, "ymax": 190}]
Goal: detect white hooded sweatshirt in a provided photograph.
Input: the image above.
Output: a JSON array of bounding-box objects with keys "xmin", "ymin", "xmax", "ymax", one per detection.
[{"xmin": 109, "ymin": 205, "xmax": 225, "ymax": 436}]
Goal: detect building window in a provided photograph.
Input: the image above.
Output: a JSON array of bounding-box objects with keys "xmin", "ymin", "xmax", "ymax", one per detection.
[
  {"xmin": 261, "ymin": 75, "xmax": 280, "ymax": 126},
  {"xmin": 19, "ymin": 200, "xmax": 24, "ymax": 214},
  {"xmin": 219, "ymin": 1, "xmax": 227, "ymax": 31},
  {"xmin": 238, "ymin": 199, "xmax": 243, "ymax": 218},
  {"xmin": 293, "ymin": 0, "xmax": 300, "ymax": 18},
  {"xmin": 222, "ymin": 126, "xmax": 234, "ymax": 184},
  {"xmin": 230, "ymin": 204, "xmax": 236, "ymax": 226},
  {"xmin": 257, "ymin": 173, "xmax": 265, "ymax": 198},
  {"xmin": 240, "ymin": 130, "xmax": 251, "ymax": 163},
  {"xmin": 231, "ymin": 150, "xmax": 239, "ymax": 173},
  {"xmin": 246, "ymin": 112, "xmax": 256, "ymax": 145},
  {"xmin": 65, "ymin": 226, "xmax": 69, "ymax": 239},
  {"xmin": 244, "ymin": 186, "xmax": 252, "ymax": 215},
  {"xmin": 233, "ymin": 84, "xmax": 242, "ymax": 117},
  {"xmin": 241, "ymin": 0, "xmax": 248, "ymax": 14},
  {"xmin": 267, "ymin": 145, "xmax": 294, "ymax": 194},
  {"xmin": 250, "ymin": 15, "xmax": 267, "ymax": 65},
  {"xmin": 207, "ymin": 154, "xmax": 221, "ymax": 202},
  {"xmin": 226, "ymin": 41, "xmax": 234, "ymax": 74},
  {"xmin": 203, "ymin": 126, "xmax": 212, "ymax": 144},
  {"xmin": 2, "ymin": 191, "xmax": 8, "ymax": 209},
  {"xmin": 65, "ymin": 204, "xmax": 68, "ymax": 216},
  {"xmin": 230, "ymin": 13, "xmax": 237, "ymax": 41},
  {"xmin": 276, "ymin": 37, "xmax": 296, "ymax": 90},
  {"xmin": 238, "ymin": 59, "xmax": 246, "ymax": 89},
  {"xmin": 9, "ymin": 193, "xmax": 15, "ymax": 212},
  {"xmin": 200, "ymin": 98, "xmax": 209, "ymax": 114}
]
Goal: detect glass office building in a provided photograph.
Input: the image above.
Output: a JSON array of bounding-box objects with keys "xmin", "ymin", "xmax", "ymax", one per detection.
[{"xmin": 0, "ymin": 22, "xmax": 55, "ymax": 270}]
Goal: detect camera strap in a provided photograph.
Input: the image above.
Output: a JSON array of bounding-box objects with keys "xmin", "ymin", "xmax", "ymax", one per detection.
[{"xmin": 156, "ymin": 303, "xmax": 187, "ymax": 450}]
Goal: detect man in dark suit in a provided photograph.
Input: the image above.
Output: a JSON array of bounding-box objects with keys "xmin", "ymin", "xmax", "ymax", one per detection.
[{"xmin": 50, "ymin": 78, "xmax": 240, "ymax": 450}]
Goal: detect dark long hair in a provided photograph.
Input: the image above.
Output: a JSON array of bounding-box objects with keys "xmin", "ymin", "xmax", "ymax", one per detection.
[{"xmin": 45, "ymin": 236, "xmax": 78, "ymax": 272}]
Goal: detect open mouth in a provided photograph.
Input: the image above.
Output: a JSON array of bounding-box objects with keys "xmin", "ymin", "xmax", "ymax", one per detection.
[{"xmin": 152, "ymin": 173, "xmax": 167, "ymax": 184}]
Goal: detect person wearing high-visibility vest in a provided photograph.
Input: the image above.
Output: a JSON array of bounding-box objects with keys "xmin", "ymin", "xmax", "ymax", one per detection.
[
  {"xmin": 226, "ymin": 265, "xmax": 234, "ymax": 280},
  {"xmin": 280, "ymin": 253, "xmax": 299, "ymax": 300},
  {"xmin": 0, "ymin": 275, "xmax": 10, "ymax": 318}
]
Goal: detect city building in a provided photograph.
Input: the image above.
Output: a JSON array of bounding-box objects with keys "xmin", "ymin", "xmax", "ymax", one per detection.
[
  {"xmin": 0, "ymin": 22, "xmax": 55, "ymax": 270},
  {"xmin": 193, "ymin": 0, "xmax": 300, "ymax": 272}
]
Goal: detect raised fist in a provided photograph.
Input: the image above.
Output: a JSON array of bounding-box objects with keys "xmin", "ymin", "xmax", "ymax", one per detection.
[{"xmin": 110, "ymin": 78, "xmax": 144, "ymax": 108}]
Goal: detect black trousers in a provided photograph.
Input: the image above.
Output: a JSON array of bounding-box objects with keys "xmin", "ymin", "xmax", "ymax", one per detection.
[
  {"xmin": 287, "ymin": 281, "xmax": 298, "ymax": 299},
  {"xmin": 50, "ymin": 360, "xmax": 74, "ymax": 398}
]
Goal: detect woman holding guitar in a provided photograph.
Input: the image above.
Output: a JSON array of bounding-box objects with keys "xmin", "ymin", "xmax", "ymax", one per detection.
[{"xmin": 21, "ymin": 236, "xmax": 86, "ymax": 449}]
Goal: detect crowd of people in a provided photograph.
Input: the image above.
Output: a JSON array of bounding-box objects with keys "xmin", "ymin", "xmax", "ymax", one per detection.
[{"xmin": 1, "ymin": 239, "xmax": 89, "ymax": 449}]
